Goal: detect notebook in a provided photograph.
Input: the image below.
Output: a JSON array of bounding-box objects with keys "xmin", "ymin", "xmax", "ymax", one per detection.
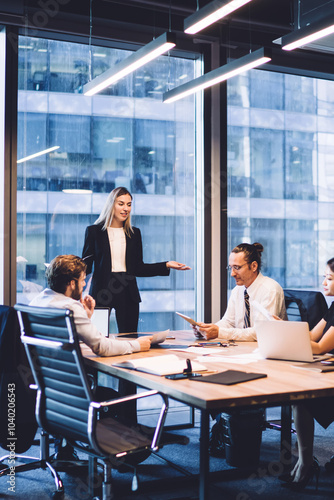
[
  {"xmin": 91, "ymin": 307, "xmax": 110, "ymax": 337},
  {"xmin": 255, "ymin": 320, "xmax": 331, "ymax": 363},
  {"xmin": 291, "ymin": 360, "xmax": 334, "ymax": 372}
]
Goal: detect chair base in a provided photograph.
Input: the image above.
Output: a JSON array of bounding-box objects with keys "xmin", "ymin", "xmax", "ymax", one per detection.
[
  {"xmin": 0, "ymin": 456, "xmax": 64, "ymax": 497},
  {"xmin": 0, "ymin": 430, "xmax": 65, "ymax": 497}
]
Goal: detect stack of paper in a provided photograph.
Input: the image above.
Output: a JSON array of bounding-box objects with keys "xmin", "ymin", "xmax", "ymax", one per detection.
[{"xmin": 113, "ymin": 354, "xmax": 207, "ymax": 376}]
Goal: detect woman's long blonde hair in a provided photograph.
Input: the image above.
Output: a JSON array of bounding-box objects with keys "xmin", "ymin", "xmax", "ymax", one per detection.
[{"xmin": 94, "ymin": 187, "xmax": 134, "ymax": 237}]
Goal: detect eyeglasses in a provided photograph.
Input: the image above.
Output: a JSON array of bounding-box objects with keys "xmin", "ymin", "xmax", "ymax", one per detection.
[{"xmin": 226, "ymin": 263, "xmax": 247, "ymax": 272}]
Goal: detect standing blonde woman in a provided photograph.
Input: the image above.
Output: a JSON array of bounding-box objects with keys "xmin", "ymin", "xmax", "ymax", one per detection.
[{"xmin": 82, "ymin": 186, "xmax": 190, "ymax": 333}]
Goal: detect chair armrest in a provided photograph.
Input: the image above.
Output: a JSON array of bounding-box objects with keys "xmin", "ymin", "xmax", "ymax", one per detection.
[
  {"xmin": 89, "ymin": 390, "xmax": 169, "ymax": 452},
  {"xmin": 90, "ymin": 389, "xmax": 161, "ymax": 409}
]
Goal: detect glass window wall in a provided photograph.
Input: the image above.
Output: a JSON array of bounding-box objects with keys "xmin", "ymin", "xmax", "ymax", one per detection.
[
  {"xmin": 227, "ymin": 70, "xmax": 334, "ymax": 294},
  {"xmin": 17, "ymin": 35, "xmax": 200, "ymax": 332}
]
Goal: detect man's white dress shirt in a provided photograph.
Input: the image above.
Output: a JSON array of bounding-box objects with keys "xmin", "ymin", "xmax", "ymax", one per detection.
[
  {"xmin": 30, "ymin": 289, "xmax": 140, "ymax": 356},
  {"xmin": 216, "ymin": 273, "xmax": 287, "ymax": 341}
]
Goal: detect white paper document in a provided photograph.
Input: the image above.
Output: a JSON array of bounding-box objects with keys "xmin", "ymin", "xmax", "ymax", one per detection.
[
  {"xmin": 196, "ymin": 351, "xmax": 261, "ymax": 364},
  {"xmin": 251, "ymin": 300, "xmax": 274, "ymax": 320},
  {"xmin": 170, "ymin": 346, "xmax": 222, "ymax": 355},
  {"xmin": 113, "ymin": 354, "xmax": 207, "ymax": 376},
  {"xmin": 196, "ymin": 356, "xmax": 258, "ymax": 365},
  {"xmin": 151, "ymin": 330, "xmax": 169, "ymax": 345}
]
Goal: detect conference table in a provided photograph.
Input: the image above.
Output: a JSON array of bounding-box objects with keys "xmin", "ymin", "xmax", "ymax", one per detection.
[{"xmin": 82, "ymin": 330, "xmax": 334, "ymax": 500}]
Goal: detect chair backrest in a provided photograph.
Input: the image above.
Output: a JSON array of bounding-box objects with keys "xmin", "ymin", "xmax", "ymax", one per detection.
[
  {"xmin": 0, "ymin": 305, "xmax": 37, "ymax": 453},
  {"xmin": 283, "ymin": 289, "xmax": 328, "ymax": 330},
  {"xmin": 14, "ymin": 304, "xmax": 92, "ymax": 444}
]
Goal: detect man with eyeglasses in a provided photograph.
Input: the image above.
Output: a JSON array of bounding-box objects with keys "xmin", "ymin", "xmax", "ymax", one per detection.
[
  {"xmin": 196, "ymin": 242, "xmax": 287, "ymax": 458},
  {"xmin": 196, "ymin": 242, "xmax": 287, "ymax": 342}
]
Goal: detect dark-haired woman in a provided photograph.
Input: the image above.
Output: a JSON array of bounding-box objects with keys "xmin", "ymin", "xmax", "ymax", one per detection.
[
  {"xmin": 197, "ymin": 242, "xmax": 287, "ymax": 341},
  {"xmin": 82, "ymin": 186, "xmax": 190, "ymax": 334},
  {"xmin": 283, "ymin": 258, "xmax": 334, "ymax": 490}
]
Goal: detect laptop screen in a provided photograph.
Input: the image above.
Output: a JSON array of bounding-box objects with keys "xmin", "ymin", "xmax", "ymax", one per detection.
[{"xmin": 91, "ymin": 308, "xmax": 110, "ymax": 337}]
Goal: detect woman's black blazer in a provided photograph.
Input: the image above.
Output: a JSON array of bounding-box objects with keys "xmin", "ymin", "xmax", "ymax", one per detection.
[{"xmin": 82, "ymin": 224, "xmax": 170, "ymax": 303}]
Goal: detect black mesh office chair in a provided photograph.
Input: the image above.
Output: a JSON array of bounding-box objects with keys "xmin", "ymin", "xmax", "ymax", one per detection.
[
  {"xmin": 0, "ymin": 305, "xmax": 37, "ymax": 451},
  {"xmin": 0, "ymin": 305, "xmax": 63, "ymax": 495},
  {"xmin": 283, "ymin": 289, "xmax": 328, "ymax": 328},
  {"xmin": 11, "ymin": 304, "xmax": 169, "ymax": 500}
]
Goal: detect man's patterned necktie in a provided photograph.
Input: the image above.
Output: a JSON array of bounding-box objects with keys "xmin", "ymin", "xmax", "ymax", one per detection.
[{"xmin": 244, "ymin": 289, "xmax": 251, "ymax": 328}]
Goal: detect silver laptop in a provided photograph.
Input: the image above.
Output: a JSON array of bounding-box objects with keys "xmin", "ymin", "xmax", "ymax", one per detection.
[
  {"xmin": 91, "ymin": 307, "xmax": 110, "ymax": 337},
  {"xmin": 255, "ymin": 320, "xmax": 330, "ymax": 363}
]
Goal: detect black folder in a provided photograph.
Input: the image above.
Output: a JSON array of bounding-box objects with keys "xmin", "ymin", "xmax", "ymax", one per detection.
[{"xmin": 191, "ymin": 369, "xmax": 267, "ymax": 385}]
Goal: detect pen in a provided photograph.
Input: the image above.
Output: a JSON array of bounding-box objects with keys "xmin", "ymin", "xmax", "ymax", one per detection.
[
  {"xmin": 189, "ymin": 341, "xmax": 238, "ymax": 347},
  {"xmin": 197, "ymin": 342, "xmax": 222, "ymax": 347},
  {"xmin": 189, "ymin": 342, "xmax": 224, "ymax": 347},
  {"xmin": 188, "ymin": 370, "xmax": 218, "ymax": 378}
]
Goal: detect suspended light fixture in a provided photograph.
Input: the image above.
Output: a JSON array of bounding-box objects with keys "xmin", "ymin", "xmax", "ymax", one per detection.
[
  {"xmin": 282, "ymin": 17, "xmax": 334, "ymax": 51},
  {"xmin": 83, "ymin": 32, "xmax": 176, "ymax": 96},
  {"xmin": 163, "ymin": 47, "xmax": 271, "ymax": 104},
  {"xmin": 17, "ymin": 146, "xmax": 60, "ymax": 163},
  {"xmin": 184, "ymin": 0, "xmax": 253, "ymax": 35}
]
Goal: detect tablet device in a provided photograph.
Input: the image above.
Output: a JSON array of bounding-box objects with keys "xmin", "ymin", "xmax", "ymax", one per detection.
[
  {"xmin": 117, "ymin": 330, "xmax": 168, "ymax": 345},
  {"xmin": 176, "ymin": 312, "xmax": 205, "ymax": 339},
  {"xmin": 176, "ymin": 312, "xmax": 201, "ymax": 326}
]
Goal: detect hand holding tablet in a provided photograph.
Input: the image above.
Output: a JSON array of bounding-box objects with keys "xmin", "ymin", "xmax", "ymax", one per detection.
[{"xmin": 176, "ymin": 312, "xmax": 205, "ymax": 338}]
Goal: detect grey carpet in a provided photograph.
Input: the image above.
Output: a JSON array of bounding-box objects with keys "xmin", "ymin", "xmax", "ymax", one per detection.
[{"xmin": 1, "ymin": 407, "xmax": 334, "ymax": 499}]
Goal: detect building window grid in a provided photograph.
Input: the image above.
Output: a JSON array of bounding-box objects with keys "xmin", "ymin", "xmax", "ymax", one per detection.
[
  {"xmin": 15, "ymin": 35, "xmax": 334, "ymax": 322},
  {"xmin": 228, "ymin": 71, "xmax": 333, "ymax": 292},
  {"xmin": 16, "ymin": 35, "xmax": 198, "ymax": 332}
]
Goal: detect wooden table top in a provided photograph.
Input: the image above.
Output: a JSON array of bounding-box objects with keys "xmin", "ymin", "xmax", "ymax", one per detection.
[{"xmin": 82, "ymin": 330, "xmax": 334, "ymax": 411}]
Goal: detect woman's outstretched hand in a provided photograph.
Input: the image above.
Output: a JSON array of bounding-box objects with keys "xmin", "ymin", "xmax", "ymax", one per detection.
[{"xmin": 167, "ymin": 261, "xmax": 191, "ymax": 270}]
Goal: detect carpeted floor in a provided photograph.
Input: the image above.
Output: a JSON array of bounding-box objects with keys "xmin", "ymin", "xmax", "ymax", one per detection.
[{"xmin": 1, "ymin": 407, "xmax": 334, "ymax": 500}]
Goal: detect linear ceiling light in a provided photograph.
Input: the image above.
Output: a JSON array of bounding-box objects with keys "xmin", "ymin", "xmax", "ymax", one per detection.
[
  {"xmin": 17, "ymin": 146, "xmax": 60, "ymax": 163},
  {"xmin": 282, "ymin": 18, "xmax": 334, "ymax": 51},
  {"xmin": 163, "ymin": 47, "xmax": 271, "ymax": 104},
  {"xmin": 184, "ymin": 0, "xmax": 253, "ymax": 35},
  {"xmin": 83, "ymin": 32, "xmax": 176, "ymax": 96}
]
